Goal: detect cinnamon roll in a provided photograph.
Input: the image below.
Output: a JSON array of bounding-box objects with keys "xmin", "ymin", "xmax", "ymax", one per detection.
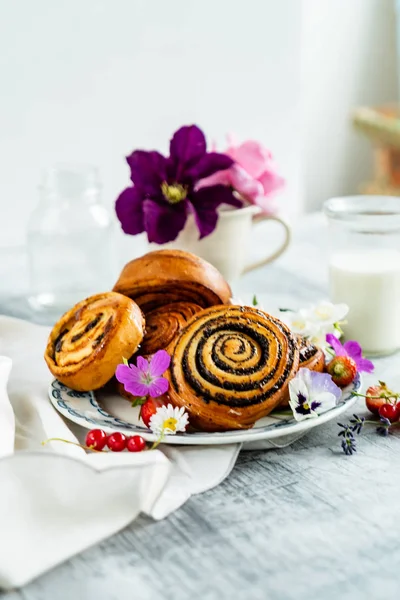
[
  {"xmin": 166, "ymin": 305, "xmax": 299, "ymax": 431},
  {"xmin": 113, "ymin": 249, "xmax": 232, "ymax": 312},
  {"xmin": 44, "ymin": 292, "xmax": 144, "ymax": 391},
  {"xmin": 141, "ymin": 301, "xmax": 203, "ymax": 356},
  {"xmin": 280, "ymin": 336, "xmax": 325, "ymax": 407}
]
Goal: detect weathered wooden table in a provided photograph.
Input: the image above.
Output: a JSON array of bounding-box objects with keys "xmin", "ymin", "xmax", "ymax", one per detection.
[{"xmin": 2, "ymin": 214, "xmax": 400, "ymax": 600}]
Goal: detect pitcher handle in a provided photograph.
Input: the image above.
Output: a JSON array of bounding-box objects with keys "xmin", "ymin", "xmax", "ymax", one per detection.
[{"xmin": 242, "ymin": 215, "xmax": 291, "ymax": 274}]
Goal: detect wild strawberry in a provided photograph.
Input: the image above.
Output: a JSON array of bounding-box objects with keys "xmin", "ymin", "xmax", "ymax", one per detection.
[
  {"xmin": 139, "ymin": 397, "xmax": 166, "ymax": 428},
  {"xmin": 365, "ymin": 382, "xmax": 399, "ymax": 416},
  {"xmin": 327, "ymin": 356, "xmax": 357, "ymax": 387}
]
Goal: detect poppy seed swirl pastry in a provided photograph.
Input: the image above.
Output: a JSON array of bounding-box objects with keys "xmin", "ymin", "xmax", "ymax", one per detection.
[
  {"xmin": 112, "ymin": 249, "xmax": 232, "ymax": 312},
  {"xmin": 280, "ymin": 336, "xmax": 325, "ymax": 407},
  {"xmin": 165, "ymin": 305, "xmax": 300, "ymax": 431},
  {"xmin": 140, "ymin": 301, "xmax": 203, "ymax": 356},
  {"xmin": 44, "ymin": 292, "xmax": 144, "ymax": 391}
]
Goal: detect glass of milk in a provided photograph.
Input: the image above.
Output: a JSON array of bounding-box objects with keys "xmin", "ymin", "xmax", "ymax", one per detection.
[{"xmin": 324, "ymin": 196, "xmax": 400, "ymax": 356}]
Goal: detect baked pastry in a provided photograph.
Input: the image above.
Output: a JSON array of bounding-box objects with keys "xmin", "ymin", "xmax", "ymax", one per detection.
[
  {"xmin": 280, "ymin": 336, "xmax": 325, "ymax": 407},
  {"xmin": 297, "ymin": 336, "xmax": 325, "ymax": 372},
  {"xmin": 140, "ymin": 301, "xmax": 203, "ymax": 356},
  {"xmin": 113, "ymin": 249, "xmax": 232, "ymax": 312},
  {"xmin": 44, "ymin": 292, "xmax": 144, "ymax": 391},
  {"xmin": 166, "ymin": 305, "xmax": 299, "ymax": 431}
]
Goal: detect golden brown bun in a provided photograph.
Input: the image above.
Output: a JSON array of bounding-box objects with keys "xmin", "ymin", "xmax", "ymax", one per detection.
[
  {"xmin": 166, "ymin": 305, "xmax": 299, "ymax": 431},
  {"xmin": 279, "ymin": 336, "xmax": 325, "ymax": 407},
  {"xmin": 113, "ymin": 249, "xmax": 232, "ymax": 311},
  {"xmin": 44, "ymin": 292, "xmax": 144, "ymax": 391},
  {"xmin": 140, "ymin": 301, "xmax": 203, "ymax": 356}
]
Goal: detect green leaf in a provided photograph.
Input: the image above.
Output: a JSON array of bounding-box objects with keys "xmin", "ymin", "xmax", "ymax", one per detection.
[
  {"xmin": 131, "ymin": 396, "xmax": 147, "ymax": 407},
  {"xmin": 122, "ymin": 357, "xmax": 129, "ymax": 366},
  {"xmin": 252, "ymin": 295, "xmax": 258, "ymax": 306},
  {"xmin": 278, "ymin": 308, "xmax": 294, "ymax": 313}
]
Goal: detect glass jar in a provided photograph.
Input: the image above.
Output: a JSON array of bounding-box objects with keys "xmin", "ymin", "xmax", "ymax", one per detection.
[
  {"xmin": 324, "ymin": 195, "xmax": 400, "ymax": 356},
  {"xmin": 27, "ymin": 165, "xmax": 114, "ymax": 321}
]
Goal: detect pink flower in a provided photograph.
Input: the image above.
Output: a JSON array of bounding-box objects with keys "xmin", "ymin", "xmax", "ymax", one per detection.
[
  {"xmin": 197, "ymin": 136, "xmax": 285, "ymax": 213},
  {"xmin": 326, "ymin": 334, "xmax": 374, "ymax": 373},
  {"xmin": 115, "ymin": 350, "xmax": 171, "ymax": 398}
]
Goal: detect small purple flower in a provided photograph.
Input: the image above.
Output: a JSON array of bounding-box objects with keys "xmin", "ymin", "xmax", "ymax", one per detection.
[
  {"xmin": 377, "ymin": 416, "xmax": 391, "ymax": 436},
  {"xmin": 342, "ymin": 436, "xmax": 357, "ymax": 455},
  {"xmin": 115, "ymin": 125, "xmax": 242, "ymax": 244},
  {"xmin": 349, "ymin": 414, "xmax": 365, "ymax": 435},
  {"xmin": 326, "ymin": 334, "xmax": 374, "ymax": 373},
  {"xmin": 115, "ymin": 350, "xmax": 171, "ymax": 398}
]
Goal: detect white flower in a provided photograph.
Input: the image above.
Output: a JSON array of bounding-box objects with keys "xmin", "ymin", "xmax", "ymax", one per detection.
[
  {"xmin": 149, "ymin": 404, "xmax": 189, "ymax": 436},
  {"xmin": 304, "ymin": 301, "xmax": 348, "ymax": 328},
  {"xmin": 280, "ymin": 310, "xmax": 317, "ymax": 338},
  {"xmin": 289, "ymin": 368, "xmax": 341, "ymax": 422}
]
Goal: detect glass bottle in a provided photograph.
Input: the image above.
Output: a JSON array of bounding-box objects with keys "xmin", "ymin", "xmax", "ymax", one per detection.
[
  {"xmin": 27, "ymin": 165, "xmax": 114, "ymax": 321},
  {"xmin": 324, "ymin": 195, "xmax": 400, "ymax": 356}
]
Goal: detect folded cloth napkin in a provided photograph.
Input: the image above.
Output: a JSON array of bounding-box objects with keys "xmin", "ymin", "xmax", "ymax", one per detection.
[{"xmin": 0, "ymin": 316, "xmax": 240, "ymax": 590}]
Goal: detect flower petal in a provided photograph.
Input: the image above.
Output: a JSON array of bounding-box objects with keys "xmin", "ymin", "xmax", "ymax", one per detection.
[
  {"xmin": 149, "ymin": 350, "xmax": 171, "ymax": 377},
  {"xmin": 136, "ymin": 355, "xmax": 149, "ymax": 373},
  {"xmin": 115, "ymin": 187, "xmax": 145, "ymax": 235},
  {"xmin": 143, "ymin": 198, "xmax": 188, "ymax": 244},
  {"xmin": 124, "ymin": 380, "xmax": 151, "ymax": 397},
  {"xmin": 308, "ymin": 370, "xmax": 342, "ymax": 402},
  {"xmin": 169, "ymin": 125, "xmax": 207, "ymax": 177},
  {"xmin": 326, "ymin": 333, "xmax": 346, "ymax": 356},
  {"xmin": 354, "ymin": 356, "xmax": 375, "ymax": 374},
  {"xmin": 227, "ymin": 140, "xmax": 272, "ymax": 179},
  {"xmin": 115, "ymin": 364, "xmax": 134, "ymax": 385},
  {"xmin": 186, "ymin": 152, "xmax": 234, "ymax": 181},
  {"xmin": 258, "ymin": 169, "xmax": 285, "ymax": 197},
  {"xmin": 126, "ymin": 150, "xmax": 168, "ymax": 192},
  {"xmin": 190, "ymin": 185, "xmax": 242, "ymax": 239},
  {"xmin": 229, "ymin": 165, "xmax": 264, "ymax": 202},
  {"xmin": 148, "ymin": 376, "xmax": 169, "ymax": 397}
]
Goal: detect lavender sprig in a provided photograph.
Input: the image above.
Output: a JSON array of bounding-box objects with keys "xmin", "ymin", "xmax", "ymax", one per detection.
[
  {"xmin": 349, "ymin": 414, "xmax": 365, "ymax": 435},
  {"xmin": 377, "ymin": 417, "xmax": 391, "ymax": 436}
]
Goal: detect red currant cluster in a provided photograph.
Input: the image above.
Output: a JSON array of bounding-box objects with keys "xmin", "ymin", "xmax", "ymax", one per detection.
[{"xmin": 86, "ymin": 429, "xmax": 146, "ymax": 453}]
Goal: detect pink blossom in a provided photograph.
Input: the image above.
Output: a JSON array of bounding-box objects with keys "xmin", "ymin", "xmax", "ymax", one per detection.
[
  {"xmin": 197, "ymin": 137, "xmax": 285, "ymax": 213},
  {"xmin": 115, "ymin": 350, "xmax": 171, "ymax": 398}
]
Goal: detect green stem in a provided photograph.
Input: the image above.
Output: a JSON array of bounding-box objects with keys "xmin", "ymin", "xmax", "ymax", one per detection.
[
  {"xmin": 150, "ymin": 431, "xmax": 165, "ymax": 450},
  {"xmin": 42, "ymin": 437, "xmax": 103, "ymax": 453}
]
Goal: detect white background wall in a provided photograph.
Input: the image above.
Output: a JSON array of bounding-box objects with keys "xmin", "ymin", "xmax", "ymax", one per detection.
[
  {"xmin": 302, "ymin": 0, "xmax": 398, "ymax": 210},
  {"xmin": 0, "ymin": 0, "xmax": 302, "ymax": 247}
]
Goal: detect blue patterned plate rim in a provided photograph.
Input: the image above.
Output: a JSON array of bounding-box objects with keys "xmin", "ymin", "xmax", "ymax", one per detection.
[{"xmin": 48, "ymin": 374, "xmax": 361, "ymax": 446}]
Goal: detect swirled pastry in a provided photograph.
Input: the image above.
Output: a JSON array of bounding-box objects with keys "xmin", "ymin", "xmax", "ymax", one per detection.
[
  {"xmin": 166, "ymin": 305, "xmax": 299, "ymax": 431},
  {"xmin": 280, "ymin": 336, "xmax": 325, "ymax": 407},
  {"xmin": 113, "ymin": 249, "xmax": 232, "ymax": 312},
  {"xmin": 141, "ymin": 301, "xmax": 203, "ymax": 356},
  {"xmin": 44, "ymin": 292, "xmax": 144, "ymax": 391}
]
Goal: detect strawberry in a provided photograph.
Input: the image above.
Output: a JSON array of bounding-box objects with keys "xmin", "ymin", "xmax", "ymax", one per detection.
[
  {"xmin": 139, "ymin": 397, "xmax": 166, "ymax": 428},
  {"xmin": 365, "ymin": 382, "xmax": 399, "ymax": 416},
  {"xmin": 327, "ymin": 356, "xmax": 357, "ymax": 387}
]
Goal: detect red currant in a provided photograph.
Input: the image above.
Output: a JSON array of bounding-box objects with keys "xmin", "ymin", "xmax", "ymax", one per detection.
[
  {"xmin": 107, "ymin": 432, "xmax": 127, "ymax": 452},
  {"xmin": 126, "ymin": 435, "xmax": 146, "ymax": 453},
  {"xmin": 85, "ymin": 429, "xmax": 107, "ymax": 451},
  {"xmin": 378, "ymin": 403, "xmax": 399, "ymax": 422}
]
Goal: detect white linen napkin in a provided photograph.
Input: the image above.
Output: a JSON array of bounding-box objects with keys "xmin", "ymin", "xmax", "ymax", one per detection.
[{"xmin": 0, "ymin": 316, "xmax": 240, "ymax": 590}]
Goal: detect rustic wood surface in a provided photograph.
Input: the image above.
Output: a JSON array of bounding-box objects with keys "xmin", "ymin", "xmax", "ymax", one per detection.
[{"xmin": 2, "ymin": 215, "xmax": 400, "ymax": 600}]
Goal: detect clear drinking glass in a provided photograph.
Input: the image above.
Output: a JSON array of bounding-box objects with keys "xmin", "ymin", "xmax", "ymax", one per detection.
[
  {"xmin": 324, "ymin": 195, "xmax": 400, "ymax": 356},
  {"xmin": 27, "ymin": 165, "xmax": 114, "ymax": 321}
]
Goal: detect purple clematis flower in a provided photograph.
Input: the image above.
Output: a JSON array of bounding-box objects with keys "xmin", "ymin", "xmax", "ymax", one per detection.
[
  {"xmin": 325, "ymin": 334, "xmax": 374, "ymax": 373},
  {"xmin": 115, "ymin": 350, "xmax": 171, "ymax": 398},
  {"xmin": 115, "ymin": 124, "xmax": 242, "ymax": 244}
]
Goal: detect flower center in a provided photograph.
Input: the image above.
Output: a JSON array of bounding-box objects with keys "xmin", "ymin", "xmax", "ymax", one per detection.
[
  {"xmin": 292, "ymin": 319, "xmax": 306, "ymax": 330},
  {"xmin": 163, "ymin": 417, "xmax": 178, "ymax": 431},
  {"xmin": 314, "ymin": 307, "xmax": 331, "ymax": 320},
  {"xmin": 161, "ymin": 181, "xmax": 188, "ymax": 204},
  {"xmin": 141, "ymin": 371, "xmax": 154, "ymax": 385}
]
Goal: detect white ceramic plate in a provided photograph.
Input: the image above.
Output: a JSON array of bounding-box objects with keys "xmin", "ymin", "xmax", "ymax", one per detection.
[{"xmin": 49, "ymin": 374, "xmax": 361, "ymax": 446}]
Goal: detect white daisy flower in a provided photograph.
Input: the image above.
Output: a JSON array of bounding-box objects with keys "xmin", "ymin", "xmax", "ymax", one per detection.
[{"xmin": 149, "ymin": 404, "xmax": 189, "ymax": 436}]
